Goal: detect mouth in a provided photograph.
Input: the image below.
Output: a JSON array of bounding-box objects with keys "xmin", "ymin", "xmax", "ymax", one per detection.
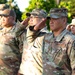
[{"xmin": 50, "ymin": 24, "xmax": 54, "ymax": 27}]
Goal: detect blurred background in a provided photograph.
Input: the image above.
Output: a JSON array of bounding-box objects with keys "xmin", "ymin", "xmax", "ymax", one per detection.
[{"xmin": 1, "ymin": 0, "xmax": 75, "ymax": 23}]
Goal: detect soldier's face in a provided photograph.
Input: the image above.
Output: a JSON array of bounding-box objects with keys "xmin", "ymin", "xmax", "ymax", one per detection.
[
  {"xmin": 29, "ymin": 15, "xmax": 42, "ymax": 26},
  {"xmin": 49, "ymin": 17, "xmax": 66, "ymax": 32},
  {"xmin": 0, "ymin": 15, "xmax": 14, "ymax": 27},
  {"xmin": 70, "ymin": 25, "xmax": 75, "ymax": 34}
]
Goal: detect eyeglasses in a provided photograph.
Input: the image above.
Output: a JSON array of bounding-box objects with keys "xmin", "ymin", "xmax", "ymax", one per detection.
[{"xmin": 0, "ymin": 14, "xmax": 10, "ymax": 17}]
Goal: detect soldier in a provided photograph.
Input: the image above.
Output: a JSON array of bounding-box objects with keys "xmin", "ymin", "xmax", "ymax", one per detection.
[
  {"xmin": 26, "ymin": 8, "xmax": 49, "ymax": 33},
  {"xmin": 66, "ymin": 18, "xmax": 75, "ymax": 35},
  {"xmin": 0, "ymin": 8, "xmax": 25, "ymax": 75},
  {"xmin": 18, "ymin": 8, "xmax": 49, "ymax": 75},
  {"xmin": 25, "ymin": 8, "xmax": 75, "ymax": 75}
]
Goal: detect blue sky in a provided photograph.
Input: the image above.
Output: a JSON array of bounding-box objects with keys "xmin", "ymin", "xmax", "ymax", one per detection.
[{"xmin": 14, "ymin": 0, "xmax": 30, "ymax": 12}]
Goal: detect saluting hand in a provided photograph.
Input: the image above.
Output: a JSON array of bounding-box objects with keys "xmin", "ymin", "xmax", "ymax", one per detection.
[
  {"xmin": 21, "ymin": 17, "xmax": 30, "ymax": 27},
  {"xmin": 34, "ymin": 18, "xmax": 47, "ymax": 31}
]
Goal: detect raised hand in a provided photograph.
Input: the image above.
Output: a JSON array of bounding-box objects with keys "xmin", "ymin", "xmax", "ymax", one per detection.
[
  {"xmin": 34, "ymin": 18, "xmax": 47, "ymax": 31},
  {"xmin": 21, "ymin": 17, "xmax": 30, "ymax": 27}
]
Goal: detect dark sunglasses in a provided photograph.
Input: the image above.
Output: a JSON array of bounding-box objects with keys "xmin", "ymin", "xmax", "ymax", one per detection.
[{"xmin": 0, "ymin": 14, "xmax": 10, "ymax": 17}]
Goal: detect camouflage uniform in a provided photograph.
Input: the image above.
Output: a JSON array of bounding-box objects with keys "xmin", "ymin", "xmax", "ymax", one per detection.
[
  {"xmin": 0, "ymin": 8, "xmax": 26, "ymax": 75},
  {"xmin": 19, "ymin": 9, "xmax": 49, "ymax": 75},
  {"xmin": 24, "ymin": 8, "xmax": 75, "ymax": 75},
  {"xmin": 0, "ymin": 22, "xmax": 26, "ymax": 75},
  {"xmin": 26, "ymin": 27, "xmax": 75, "ymax": 75}
]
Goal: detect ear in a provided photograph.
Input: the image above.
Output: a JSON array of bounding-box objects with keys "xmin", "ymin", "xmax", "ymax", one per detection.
[
  {"xmin": 10, "ymin": 16, "xmax": 15, "ymax": 24},
  {"xmin": 62, "ymin": 17, "xmax": 67, "ymax": 24},
  {"xmin": 10, "ymin": 16, "xmax": 15, "ymax": 21},
  {"xmin": 13, "ymin": 17, "xmax": 16, "ymax": 21}
]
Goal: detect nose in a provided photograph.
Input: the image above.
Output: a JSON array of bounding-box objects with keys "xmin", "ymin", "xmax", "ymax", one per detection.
[{"xmin": 49, "ymin": 19, "xmax": 53, "ymax": 25}]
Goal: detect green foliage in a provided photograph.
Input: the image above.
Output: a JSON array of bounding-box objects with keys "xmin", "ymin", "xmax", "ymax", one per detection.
[
  {"xmin": 21, "ymin": 0, "xmax": 57, "ymax": 20},
  {"xmin": 21, "ymin": 0, "xmax": 58, "ymax": 31},
  {"xmin": 59, "ymin": 0, "xmax": 75, "ymax": 23},
  {"xmin": 13, "ymin": 5, "xmax": 22, "ymax": 21},
  {"xmin": 7, "ymin": 0, "xmax": 22, "ymax": 21},
  {"xmin": 1, "ymin": 0, "xmax": 75, "ymax": 23},
  {"xmin": 0, "ymin": 0, "xmax": 7, "ymax": 3},
  {"xmin": 0, "ymin": 0, "xmax": 22, "ymax": 21}
]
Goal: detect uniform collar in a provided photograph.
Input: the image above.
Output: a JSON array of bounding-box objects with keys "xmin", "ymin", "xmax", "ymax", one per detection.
[{"xmin": 51, "ymin": 29, "xmax": 69, "ymax": 42}]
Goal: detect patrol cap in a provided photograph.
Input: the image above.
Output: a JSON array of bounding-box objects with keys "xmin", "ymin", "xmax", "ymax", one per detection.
[
  {"xmin": 0, "ymin": 4, "xmax": 9, "ymax": 10},
  {"xmin": 0, "ymin": 8, "xmax": 16, "ymax": 18},
  {"xmin": 48, "ymin": 8, "xmax": 68, "ymax": 18},
  {"xmin": 26, "ymin": 9, "xmax": 47, "ymax": 18}
]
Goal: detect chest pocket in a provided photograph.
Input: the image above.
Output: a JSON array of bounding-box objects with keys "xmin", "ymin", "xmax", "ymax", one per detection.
[
  {"xmin": 43, "ymin": 38, "xmax": 68, "ymax": 65},
  {"xmin": 0, "ymin": 33, "xmax": 15, "ymax": 45}
]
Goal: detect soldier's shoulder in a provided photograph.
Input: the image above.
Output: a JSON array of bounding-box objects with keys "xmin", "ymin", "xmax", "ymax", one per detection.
[
  {"xmin": 14, "ymin": 23, "xmax": 26, "ymax": 37},
  {"xmin": 64, "ymin": 31, "xmax": 75, "ymax": 41},
  {"xmin": 44, "ymin": 32, "xmax": 52, "ymax": 37}
]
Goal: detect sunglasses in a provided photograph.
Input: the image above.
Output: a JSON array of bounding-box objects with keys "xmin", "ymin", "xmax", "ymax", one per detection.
[{"xmin": 0, "ymin": 14, "xmax": 10, "ymax": 17}]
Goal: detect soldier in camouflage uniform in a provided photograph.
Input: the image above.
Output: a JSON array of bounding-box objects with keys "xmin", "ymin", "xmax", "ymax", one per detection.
[
  {"xmin": 0, "ymin": 8, "xmax": 25, "ymax": 75},
  {"xmin": 25, "ymin": 8, "xmax": 75, "ymax": 75},
  {"xmin": 18, "ymin": 9, "xmax": 49, "ymax": 75}
]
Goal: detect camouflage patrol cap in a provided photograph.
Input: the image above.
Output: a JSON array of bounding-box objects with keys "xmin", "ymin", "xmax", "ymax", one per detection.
[
  {"xmin": 0, "ymin": 8, "xmax": 16, "ymax": 18},
  {"xmin": 48, "ymin": 8, "xmax": 68, "ymax": 18},
  {"xmin": 26, "ymin": 9, "xmax": 47, "ymax": 18},
  {"xmin": 0, "ymin": 4, "xmax": 9, "ymax": 10}
]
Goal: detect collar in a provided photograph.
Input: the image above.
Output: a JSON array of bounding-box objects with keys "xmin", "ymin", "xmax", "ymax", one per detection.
[{"xmin": 50, "ymin": 29, "xmax": 69, "ymax": 42}]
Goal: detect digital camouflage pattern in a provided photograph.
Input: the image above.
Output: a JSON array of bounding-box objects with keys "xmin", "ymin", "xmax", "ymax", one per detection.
[
  {"xmin": 0, "ymin": 23, "xmax": 25, "ymax": 75},
  {"xmin": 19, "ymin": 28, "xmax": 49, "ymax": 75},
  {"xmin": 25, "ymin": 28, "xmax": 75, "ymax": 75}
]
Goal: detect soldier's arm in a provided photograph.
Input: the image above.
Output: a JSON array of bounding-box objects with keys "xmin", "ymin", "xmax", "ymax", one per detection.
[
  {"xmin": 68, "ymin": 40, "xmax": 75, "ymax": 75},
  {"xmin": 26, "ymin": 27, "xmax": 40, "ymax": 46},
  {"xmin": 26, "ymin": 18, "xmax": 47, "ymax": 46},
  {"xmin": 15, "ymin": 17, "xmax": 29, "ymax": 36},
  {"xmin": 17, "ymin": 30, "xmax": 27, "ymax": 53}
]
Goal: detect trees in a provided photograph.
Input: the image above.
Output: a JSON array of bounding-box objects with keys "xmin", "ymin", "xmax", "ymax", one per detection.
[
  {"xmin": 1, "ymin": 0, "xmax": 75, "ymax": 22},
  {"xmin": 7, "ymin": 0, "xmax": 22, "ymax": 21},
  {"xmin": 22, "ymin": 0, "xmax": 57, "ymax": 20},
  {"xmin": 21, "ymin": 0, "xmax": 58, "ymax": 31},
  {"xmin": 0, "ymin": 0, "xmax": 22, "ymax": 21},
  {"xmin": 0, "ymin": 0, "xmax": 7, "ymax": 3},
  {"xmin": 59, "ymin": 0, "xmax": 75, "ymax": 22}
]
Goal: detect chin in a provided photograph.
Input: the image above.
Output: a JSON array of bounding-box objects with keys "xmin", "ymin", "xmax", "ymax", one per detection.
[
  {"xmin": 50, "ymin": 28, "xmax": 55, "ymax": 31},
  {"xmin": 2, "ymin": 25, "xmax": 5, "ymax": 27}
]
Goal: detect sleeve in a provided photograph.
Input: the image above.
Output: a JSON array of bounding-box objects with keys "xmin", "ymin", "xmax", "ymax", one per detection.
[
  {"xmin": 16, "ymin": 30, "xmax": 27, "ymax": 53},
  {"xmin": 18, "ymin": 31, "xmax": 44, "ymax": 75},
  {"xmin": 15, "ymin": 21, "xmax": 27, "ymax": 37},
  {"xmin": 68, "ymin": 40, "xmax": 75, "ymax": 75},
  {"xmin": 26, "ymin": 27, "xmax": 40, "ymax": 46}
]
